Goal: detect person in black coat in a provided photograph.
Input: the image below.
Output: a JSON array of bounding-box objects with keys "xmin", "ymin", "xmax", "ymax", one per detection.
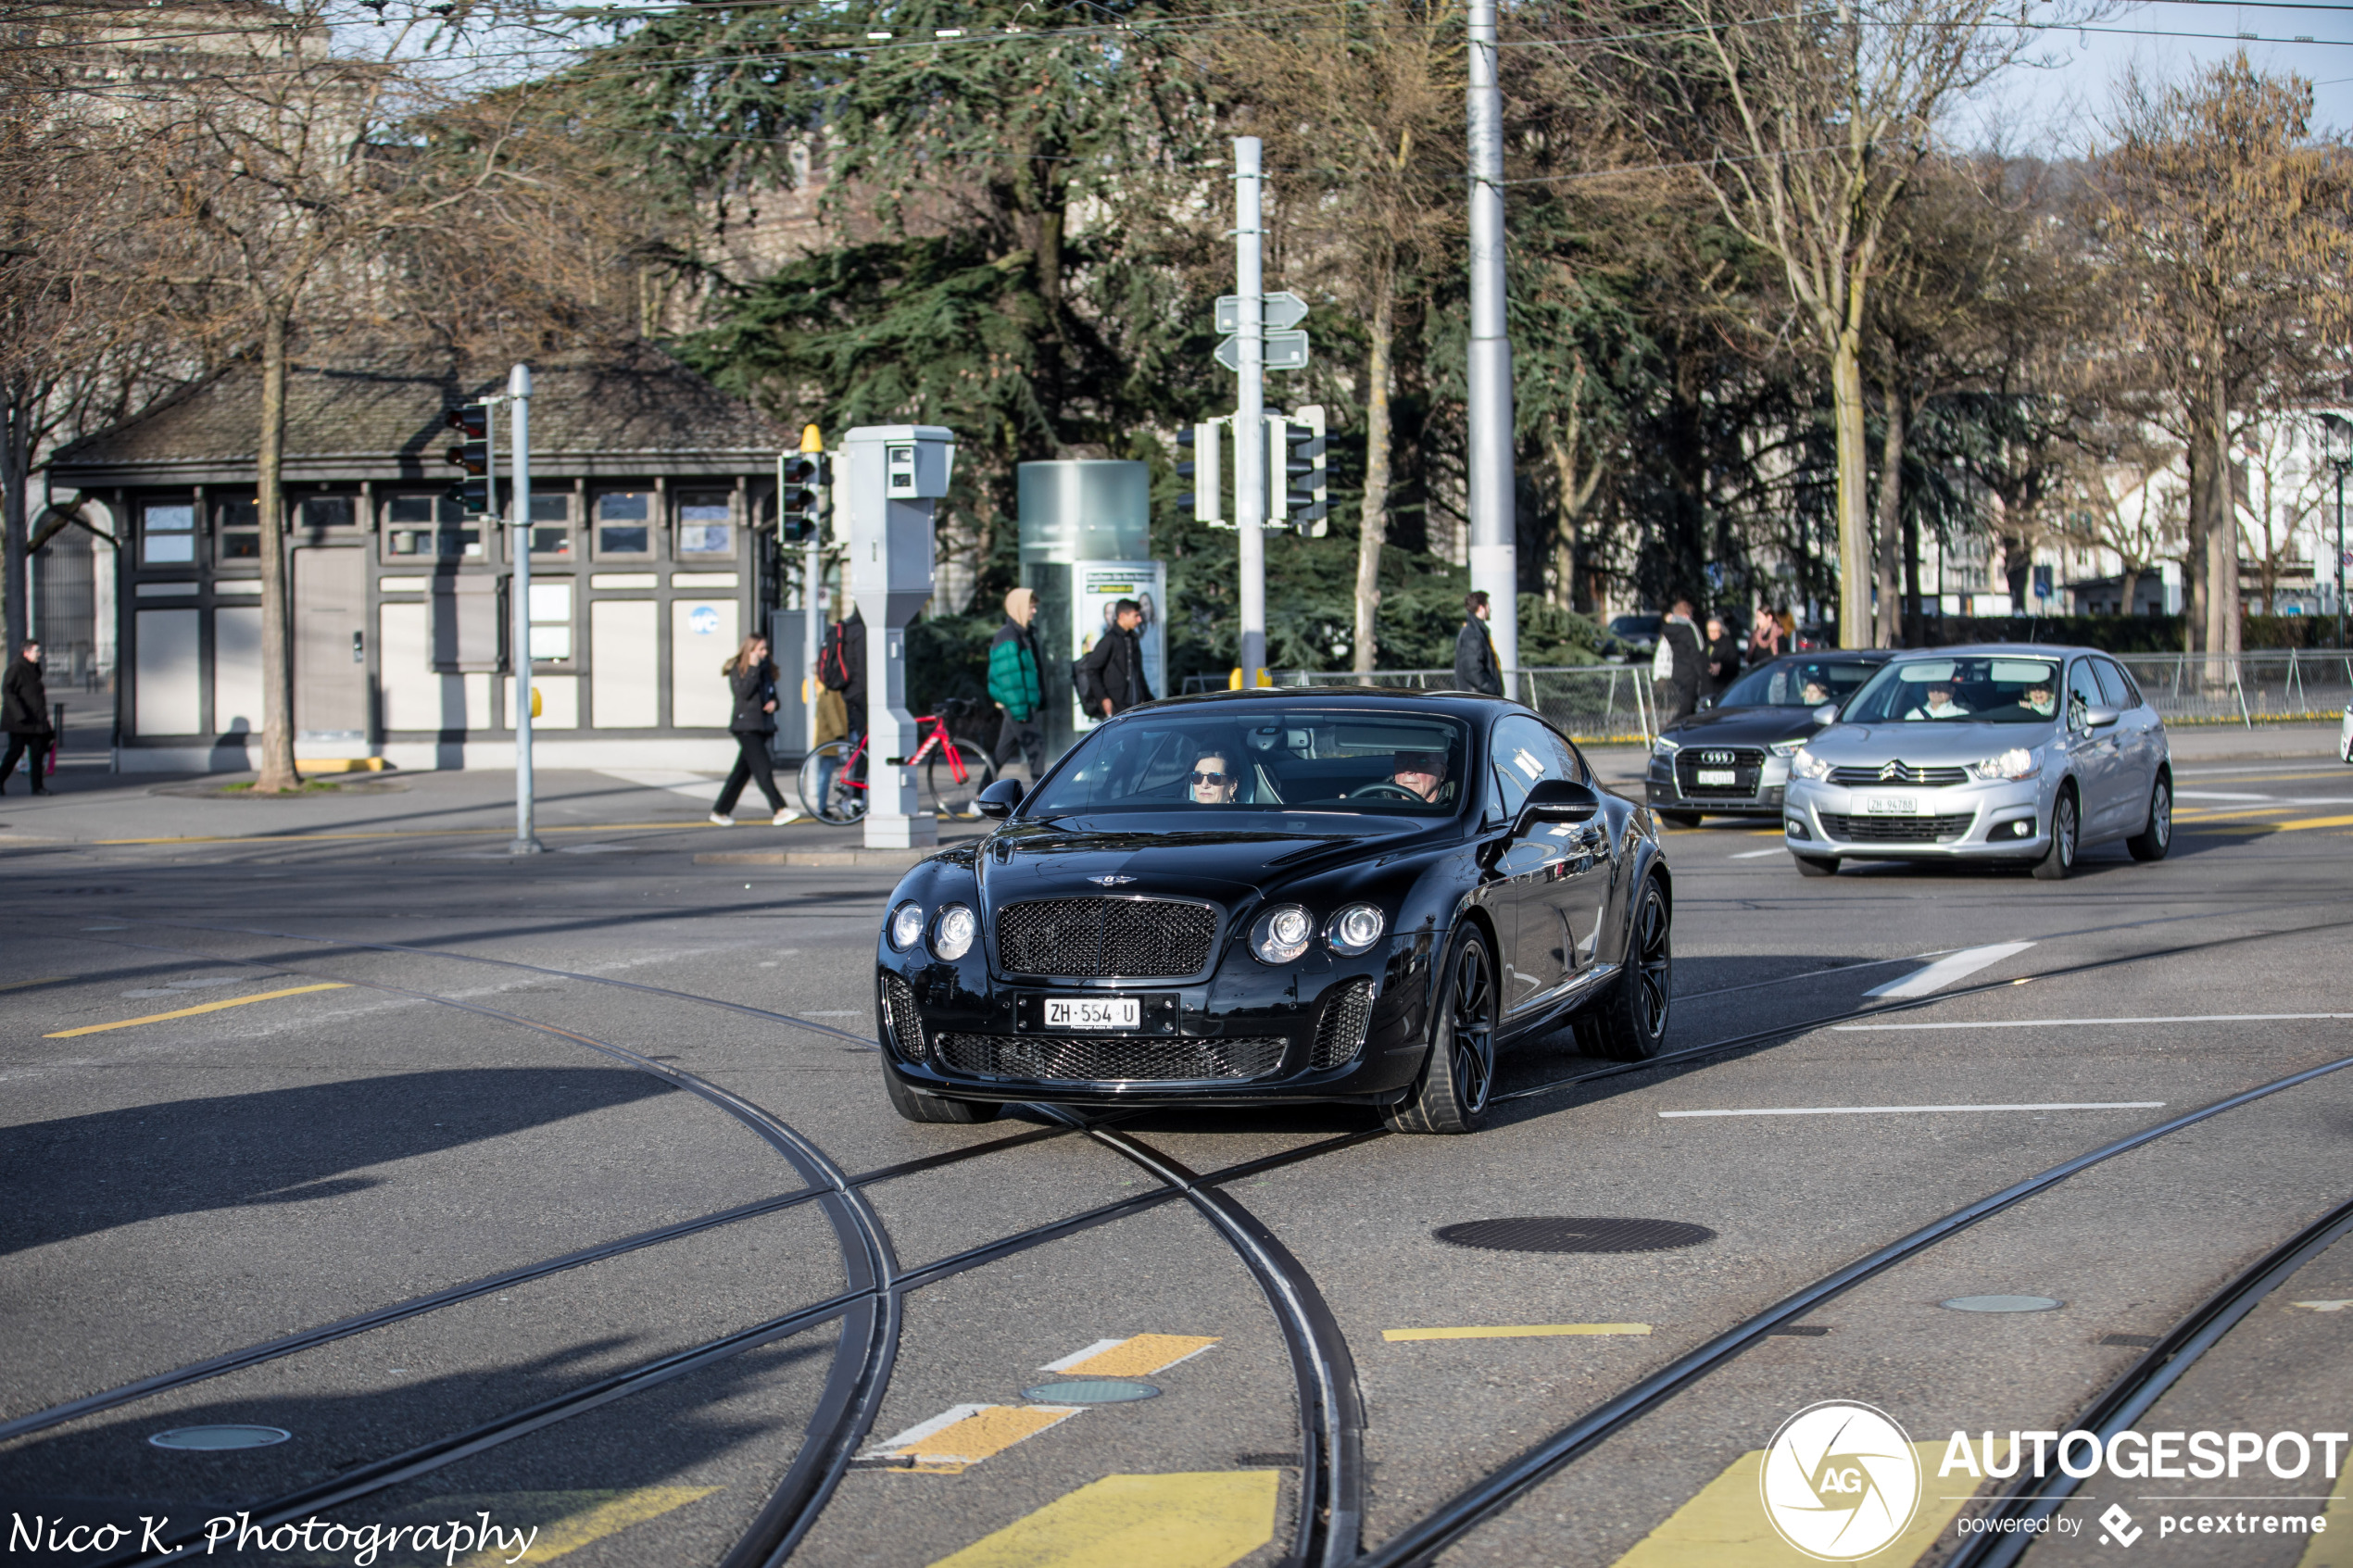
[
  {"xmin": 1452, "ymin": 591, "xmax": 1504, "ymax": 696},
  {"xmin": 1076, "ymin": 598, "xmax": 1153, "ymax": 718},
  {"xmin": 1701, "ymin": 614, "xmax": 1743, "ymax": 705},
  {"xmin": 710, "ymin": 634, "xmax": 795, "ymax": 824},
  {"xmin": 1654, "ymin": 599, "xmax": 1705, "ymax": 725},
  {"xmin": 1, "ymin": 641, "xmax": 52, "ymax": 796}
]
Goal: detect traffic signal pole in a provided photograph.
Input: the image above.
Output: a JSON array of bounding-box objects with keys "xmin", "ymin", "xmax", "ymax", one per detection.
[
  {"xmin": 1234, "ymin": 136, "xmax": 1267, "ymax": 687},
  {"xmin": 509, "ymin": 363, "xmax": 543, "ymax": 854},
  {"xmin": 1466, "ymin": 0, "xmax": 1518, "ymax": 687}
]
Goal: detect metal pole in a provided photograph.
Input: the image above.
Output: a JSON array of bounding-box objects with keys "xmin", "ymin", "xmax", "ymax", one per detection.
[
  {"xmin": 1466, "ymin": 0, "xmax": 1517, "ymax": 684},
  {"xmin": 509, "ymin": 362, "xmax": 542, "ymax": 854},
  {"xmin": 1234, "ymin": 136, "xmax": 1267, "ymax": 686},
  {"xmin": 2336, "ymin": 463, "xmax": 2346, "ymax": 651}
]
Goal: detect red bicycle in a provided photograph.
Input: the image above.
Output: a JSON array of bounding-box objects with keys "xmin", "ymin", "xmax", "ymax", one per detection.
[{"xmin": 798, "ymin": 700, "xmax": 998, "ymax": 823}]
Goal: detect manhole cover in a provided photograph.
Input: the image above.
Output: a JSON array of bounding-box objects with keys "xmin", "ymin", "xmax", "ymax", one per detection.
[
  {"xmin": 1940, "ymin": 1295, "xmax": 2062, "ymax": 1313},
  {"xmin": 1433, "ymin": 1217, "xmax": 1716, "ymax": 1253},
  {"xmin": 148, "ymin": 1424, "xmax": 290, "ymax": 1450},
  {"xmin": 1021, "ymin": 1380, "xmax": 1159, "ymax": 1404}
]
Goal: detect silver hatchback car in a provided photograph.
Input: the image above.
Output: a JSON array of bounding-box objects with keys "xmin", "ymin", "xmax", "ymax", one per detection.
[{"xmin": 1781, "ymin": 645, "xmax": 2171, "ymax": 880}]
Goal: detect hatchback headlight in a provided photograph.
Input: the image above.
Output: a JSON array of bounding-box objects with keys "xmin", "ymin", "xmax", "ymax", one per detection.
[
  {"xmin": 887, "ymin": 901, "xmax": 925, "ymax": 950},
  {"xmin": 1651, "ymin": 736, "xmax": 1680, "ymax": 757},
  {"xmin": 1791, "ymin": 746, "xmax": 1831, "ymax": 781},
  {"xmin": 1326, "ymin": 903, "xmax": 1386, "ymax": 956},
  {"xmin": 1970, "ymin": 747, "xmax": 2041, "ymax": 782},
  {"xmin": 1768, "ymin": 737, "xmax": 1806, "ymax": 757},
  {"xmin": 932, "ymin": 903, "xmax": 976, "ymax": 960},
  {"xmin": 1252, "ymin": 904, "xmax": 1315, "ymax": 965}
]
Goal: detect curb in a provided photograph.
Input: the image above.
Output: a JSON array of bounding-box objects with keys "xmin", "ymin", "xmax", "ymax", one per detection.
[{"xmin": 696, "ymin": 847, "xmax": 950, "ymax": 868}]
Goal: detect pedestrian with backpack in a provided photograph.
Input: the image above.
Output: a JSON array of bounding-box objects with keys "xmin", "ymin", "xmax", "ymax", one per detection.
[
  {"xmin": 710, "ymin": 634, "xmax": 798, "ymax": 825},
  {"xmin": 988, "ymin": 587, "xmax": 1046, "ymax": 779},
  {"xmin": 814, "ymin": 600, "xmax": 866, "ymax": 808}
]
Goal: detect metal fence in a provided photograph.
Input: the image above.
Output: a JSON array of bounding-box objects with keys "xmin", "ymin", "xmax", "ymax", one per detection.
[
  {"xmin": 1180, "ymin": 666, "xmax": 1658, "ymax": 743},
  {"xmin": 2113, "ymin": 651, "xmax": 2353, "ymax": 726}
]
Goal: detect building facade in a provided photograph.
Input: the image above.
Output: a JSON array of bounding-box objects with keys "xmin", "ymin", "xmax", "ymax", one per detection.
[{"xmin": 49, "ymin": 344, "xmax": 787, "ymax": 771}]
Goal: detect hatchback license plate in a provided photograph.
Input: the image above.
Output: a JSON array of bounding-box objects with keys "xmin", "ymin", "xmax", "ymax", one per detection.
[
  {"xmin": 1867, "ymin": 794, "xmax": 1919, "ymax": 816},
  {"xmin": 1695, "ymin": 768, "xmax": 1736, "ymax": 786},
  {"xmin": 1045, "ymin": 997, "xmax": 1139, "ymax": 1030}
]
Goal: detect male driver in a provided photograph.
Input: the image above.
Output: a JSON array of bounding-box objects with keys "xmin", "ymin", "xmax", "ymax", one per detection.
[
  {"xmin": 1189, "ymin": 752, "xmax": 1239, "ymax": 805},
  {"xmin": 1391, "ymin": 748, "xmax": 1449, "ymax": 804},
  {"xmin": 1906, "ymin": 683, "xmax": 1968, "ymax": 721}
]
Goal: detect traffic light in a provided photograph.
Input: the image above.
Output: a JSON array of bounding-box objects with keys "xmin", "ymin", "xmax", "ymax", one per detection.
[
  {"xmin": 780, "ymin": 452, "xmax": 829, "ymax": 542},
  {"xmin": 1284, "ymin": 404, "xmax": 1327, "ymax": 536},
  {"xmin": 443, "ymin": 402, "xmax": 493, "ymax": 515},
  {"xmin": 1176, "ymin": 420, "xmax": 1224, "ymax": 524}
]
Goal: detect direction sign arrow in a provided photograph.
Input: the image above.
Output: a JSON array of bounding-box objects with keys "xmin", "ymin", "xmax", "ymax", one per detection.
[
  {"xmin": 1215, "ymin": 292, "xmax": 1313, "ymax": 334},
  {"xmin": 1214, "ymin": 330, "xmax": 1310, "ymax": 372}
]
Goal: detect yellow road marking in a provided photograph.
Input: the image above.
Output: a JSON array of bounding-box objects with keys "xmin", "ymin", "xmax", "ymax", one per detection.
[
  {"xmin": 94, "ymin": 821, "xmax": 762, "ymax": 846},
  {"xmin": 0, "ymin": 975, "xmax": 69, "ymax": 992},
  {"xmin": 44, "ymin": 982, "xmax": 349, "ymax": 1036},
  {"xmin": 2280, "ymin": 813, "xmax": 2353, "ymax": 831},
  {"xmin": 1612, "ymin": 1442, "xmax": 1980, "ymax": 1566},
  {"xmin": 1058, "ymin": 1335, "xmax": 1222, "ymax": 1376},
  {"xmin": 2299, "ymin": 1452, "xmax": 2351, "ymax": 1568},
  {"xmin": 929, "ymin": 1472, "xmax": 1279, "ymax": 1568},
  {"xmin": 1383, "ymin": 1323, "xmax": 1653, "ymax": 1341},
  {"xmin": 454, "ymin": 1486, "xmax": 719, "ymax": 1565},
  {"xmin": 875, "ymin": 1404, "xmax": 1084, "ymax": 1474}
]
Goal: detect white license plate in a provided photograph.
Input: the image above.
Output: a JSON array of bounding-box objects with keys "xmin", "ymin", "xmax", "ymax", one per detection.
[
  {"xmin": 1695, "ymin": 769, "xmax": 1737, "ymax": 786},
  {"xmin": 1867, "ymin": 794, "xmax": 1920, "ymax": 816},
  {"xmin": 1045, "ymin": 997, "xmax": 1139, "ymax": 1030}
]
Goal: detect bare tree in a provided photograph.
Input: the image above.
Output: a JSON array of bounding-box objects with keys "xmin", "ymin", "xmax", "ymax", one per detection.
[{"xmin": 2053, "ymin": 423, "xmax": 2182, "ymax": 619}]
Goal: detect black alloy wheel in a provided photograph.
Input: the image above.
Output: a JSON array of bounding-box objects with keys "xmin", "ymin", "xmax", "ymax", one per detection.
[
  {"xmin": 1577, "ymin": 877, "xmax": 1672, "ymax": 1061},
  {"xmin": 2032, "ymin": 786, "xmax": 2079, "ymax": 881},
  {"xmin": 881, "ymin": 1062, "xmax": 1000, "ymax": 1123},
  {"xmin": 1389, "ymin": 928, "xmax": 1497, "ymax": 1135},
  {"xmin": 2126, "ymin": 774, "xmax": 2171, "ymax": 862}
]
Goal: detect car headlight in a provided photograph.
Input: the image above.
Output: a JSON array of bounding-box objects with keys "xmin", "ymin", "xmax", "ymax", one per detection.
[
  {"xmin": 1251, "ymin": 903, "xmax": 1315, "ymax": 965},
  {"xmin": 1651, "ymin": 736, "xmax": 1680, "ymax": 757},
  {"xmin": 1791, "ymin": 746, "xmax": 1831, "ymax": 781},
  {"xmin": 1970, "ymin": 747, "xmax": 2042, "ymax": 781},
  {"xmin": 1768, "ymin": 738, "xmax": 1806, "ymax": 757},
  {"xmin": 887, "ymin": 901, "xmax": 925, "ymax": 950},
  {"xmin": 1326, "ymin": 903, "xmax": 1386, "ymax": 956},
  {"xmin": 931, "ymin": 903, "xmax": 977, "ymax": 960}
]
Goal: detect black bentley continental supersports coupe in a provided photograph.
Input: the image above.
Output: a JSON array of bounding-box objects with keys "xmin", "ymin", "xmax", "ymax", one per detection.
[{"xmin": 872, "ymin": 689, "xmax": 1671, "ymax": 1135}]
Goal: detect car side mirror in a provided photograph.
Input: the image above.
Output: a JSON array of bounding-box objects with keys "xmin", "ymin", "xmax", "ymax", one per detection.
[
  {"xmin": 975, "ymin": 777, "xmax": 1026, "ymax": 819},
  {"xmin": 1518, "ymin": 777, "xmax": 1599, "ymax": 832},
  {"xmin": 2083, "ymin": 705, "xmax": 2121, "ymax": 731},
  {"xmin": 1811, "ymin": 703, "xmax": 1839, "ymax": 725}
]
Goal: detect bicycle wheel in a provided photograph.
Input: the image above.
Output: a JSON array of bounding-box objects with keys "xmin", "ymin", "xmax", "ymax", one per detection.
[
  {"xmin": 798, "ymin": 740, "xmax": 867, "ymax": 823},
  {"xmin": 926, "ymin": 746, "xmax": 998, "ymax": 820}
]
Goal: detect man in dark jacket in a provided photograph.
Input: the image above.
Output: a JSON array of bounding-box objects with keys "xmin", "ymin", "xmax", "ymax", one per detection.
[
  {"xmin": 1076, "ymin": 599, "xmax": 1152, "ymax": 718},
  {"xmin": 1654, "ymin": 599, "xmax": 1704, "ymax": 724},
  {"xmin": 1452, "ymin": 591, "xmax": 1503, "ymax": 696},
  {"xmin": 1701, "ymin": 614, "xmax": 1742, "ymax": 705},
  {"xmin": 1, "ymin": 641, "xmax": 51, "ymax": 796},
  {"xmin": 988, "ymin": 586, "xmax": 1046, "ymax": 777}
]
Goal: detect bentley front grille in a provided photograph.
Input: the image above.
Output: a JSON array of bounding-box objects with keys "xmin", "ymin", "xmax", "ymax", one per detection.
[
  {"xmin": 1312, "ymin": 981, "xmax": 1375, "ymax": 1070},
  {"xmin": 1828, "ymin": 762, "xmax": 1970, "ymax": 787},
  {"xmin": 993, "ymin": 897, "xmax": 1219, "ymax": 978},
  {"xmin": 1818, "ymin": 811, "xmax": 1975, "ymax": 843},
  {"xmin": 880, "ymin": 973, "xmax": 926, "ymax": 1060},
  {"xmin": 935, "ymin": 1034, "xmax": 1285, "ymax": 1083}
]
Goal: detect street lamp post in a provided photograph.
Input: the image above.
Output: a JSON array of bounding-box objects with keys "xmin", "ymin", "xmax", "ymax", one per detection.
[{"xmin": 2323, "ymin": 415, "xmax": 2351, "ymax": 651}]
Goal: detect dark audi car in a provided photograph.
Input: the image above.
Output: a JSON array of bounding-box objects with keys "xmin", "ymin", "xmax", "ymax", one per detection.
[
  {"xmin": 874, "ymin": 690, "xmax": 1672, "ymax": 1134},
  {"xmin": 1645, "ymin": 651, "xmax": 1895, "ymax": 824}
]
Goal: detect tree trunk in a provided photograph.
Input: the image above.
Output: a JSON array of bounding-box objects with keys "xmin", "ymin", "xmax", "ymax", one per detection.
[
  {"xmin": 1870, "ymin": 377, "xmax": 1906, "ymax": 648},
  {"xmin": 254, "ymin": 306, "xmax": 300, "ymax": 792},
  {"xmin": 1831, "ymin": 332, "xmax": 1870, "ymax": 648},
  {"xmin": 2198, "ymin": 395, "xmax": 2238, "ymax": 661},
  {"xmin": 2183, "ymin": 438, "xmax": 2208, "ymax": 655},
  {"xmin": 2, "ymin": 382, "xmax": 29, "ymax": 657},
  {"xmin": 1901, "ymin": 500, "xmax": 1923, "ymax": 648},
  {"xmin": 1352, "ymin": 270, "xmax": 1394, "ymax": 675},
  {"xmin": 2119, "ymin": 562, "xmax": 2141, "ymax": 620}
]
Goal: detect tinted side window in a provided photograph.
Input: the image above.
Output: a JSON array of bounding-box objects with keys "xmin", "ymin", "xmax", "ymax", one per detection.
[
  {"xmin": 1491, "ymin": 715, "xmax": 1567, "ymax": 818},
  {"xmin": 2092, "ymin": 658, "xmax": 2138, "ymax": 709}
]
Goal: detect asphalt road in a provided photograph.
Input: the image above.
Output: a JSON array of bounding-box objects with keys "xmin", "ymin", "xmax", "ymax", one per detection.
[{"xmin": 2, "ymin": 735, "xmax": 2349, "ymax": 1568}]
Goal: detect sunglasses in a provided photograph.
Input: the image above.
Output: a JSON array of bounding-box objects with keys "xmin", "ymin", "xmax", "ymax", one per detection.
[{"xmin": 1190, "ymin": 771, "xmax": 1230, "ymax": 786}]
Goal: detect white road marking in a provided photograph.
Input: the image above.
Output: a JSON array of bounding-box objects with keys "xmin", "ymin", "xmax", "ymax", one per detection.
[
  {"xmin": 598, "ymin": 769, "xmax": 723, "ymax": 799},
  {"xmin": 1865, "ymin": 941, "xmax": 2035, "ymax": 998},
  {"xmin": 1833, "ymin": 1012, "xmax": 2353, "ymax": 1031},
  {"xmin": 2291, "ymin": 1299, "xmax": 2353, "ymax": 1312},
  {"xmin": 1039, "ymin": 1338, "xmax": 1128, "ymax": 1373},
  {"xmin": 2176, "ymin": 790, "xmax": 2276, "ymax": 800},
  {"xmin": 1730, "ymin": 847, "xmax": 1785, "ymax": 859},
  {"xmin": 1660, "ymin": 1101, "xmax": 2165, "ymax": 1118}
]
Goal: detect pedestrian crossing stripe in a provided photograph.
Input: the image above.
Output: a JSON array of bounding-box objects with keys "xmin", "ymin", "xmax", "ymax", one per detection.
[
  {"xmin": 863, "ymin": 1403, "xmax": 1085, "ymax": 1474},
  {"xmin": 927, "ymin": 1472, "xmax": 1279, "ymax": 1568},
  {"xmin": 1040, "ymin": 1335, "xmax": 1220, "ymax": 1377}
]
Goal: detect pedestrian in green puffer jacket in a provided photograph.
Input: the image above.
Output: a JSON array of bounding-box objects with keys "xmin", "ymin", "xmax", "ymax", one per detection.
[{"xmin": 988, "ymin": 587, "xmax": 1047, "ymax": 780}]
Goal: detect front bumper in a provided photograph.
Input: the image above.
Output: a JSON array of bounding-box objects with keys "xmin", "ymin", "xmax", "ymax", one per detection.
[
  {"xmin": 1646, "ymin": 750, "xmax": 1789, "ymax": 817},
  {"xmin": 1782, "ymin": 777, "xmax": 2050, "ymax": 859},
  {"xmin": 875, "ymin": 937, "xmax": 1433, "ymax": 1106}
]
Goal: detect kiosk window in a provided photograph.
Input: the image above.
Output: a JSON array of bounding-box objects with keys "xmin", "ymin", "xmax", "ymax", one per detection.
[
  {"xmin": 215, "ymin": 498, "xmax": 261, "ymax": 560},
  {"xmin": 527, "ymin": 580, "xmax": 573, "ymax": 661},
  {"xmin": 677, "ymin": 496, "xmax": 734, "ymax": 557},
  {"xmin": 384, "ymin": 495, "xmax": 480, "ymax": 559},
  {"xmin": 526, "ymin": 493, "xmax": 573, "ymax": 558},
  {"xmin": 595, "ymin": 492, "xmax": 654, "ymax": 558},
  {"xmin": 301, "ymin": 495, "xmax": 355, "ymax": 530},
  {"xmin": 141, "ymin": 500, "xmax": 195, "ymax": 565}
]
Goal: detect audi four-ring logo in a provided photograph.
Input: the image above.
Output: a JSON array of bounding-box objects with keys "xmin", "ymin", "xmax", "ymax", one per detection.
[{"xmin": 1701, "ymin": 751, "xmax": 1735, "ymax": 764}]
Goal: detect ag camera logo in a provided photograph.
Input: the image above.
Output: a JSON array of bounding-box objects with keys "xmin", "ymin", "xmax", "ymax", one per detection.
[{"xmin": 1759, "ymin": 1400, "xmax": 1922, "ymax": 1560}]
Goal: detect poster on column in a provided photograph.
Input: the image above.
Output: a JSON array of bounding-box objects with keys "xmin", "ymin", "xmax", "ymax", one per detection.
[{"xmin": 1072, "ymin": 561, "xmax": 1166, "ymax": 731}]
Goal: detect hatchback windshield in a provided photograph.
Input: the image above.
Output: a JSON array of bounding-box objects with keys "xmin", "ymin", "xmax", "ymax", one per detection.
[
  {"xmin": 1843, "ymin": 657, "xmax": 2064, "ymax": 725},
  {"xmin": 1717, "ymin": 657, "xmax": 1884, "ymax": 709},
  {"xmin": 1028, "ymin": 709, "xmax": 1471, "ymax": 816}
]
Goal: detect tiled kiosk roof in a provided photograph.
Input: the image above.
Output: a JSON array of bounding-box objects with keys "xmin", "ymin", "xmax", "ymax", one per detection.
[{"xmin": 52, "ymin": 342, "xmax": 787, "ymax": 486}]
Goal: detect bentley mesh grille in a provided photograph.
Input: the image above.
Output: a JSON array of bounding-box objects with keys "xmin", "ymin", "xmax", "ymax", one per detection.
[
  {"xmin": 1312, "ymin": 981, "xmax": 1375, "ymax": 1070},
  {"xmin": 993, "ymin": 897, "xmax": 1219, "ymax": 978},
  {"xmin": 1818, "ymin": 811, "xmax": 1974, "ymax": 843},
  {"xmin": 935, "ymin": 1034, "xmax": 1285, "ymax": 1083},
  {"xmin": 1828, "ymin": 762, "xmax": 1969, "ymax": 787},
  {"xmin": 880, "ymin": 973, "xmax": 926, "ymax": 1060}
]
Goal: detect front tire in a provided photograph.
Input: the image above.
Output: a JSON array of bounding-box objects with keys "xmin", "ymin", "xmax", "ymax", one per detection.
[
  {"xmin": 1793, "ymin": 853, "xmax": 1840, "ymax": 877},
  {"xmin": 882, "ymin": 1064, "xmax": 999, "ymax": 1124},
  {"xmin": 2126, "ymin": 774, "xmax": 2171, "ymax": 862},
  {"xmin": 1577, "ymin": 877, "xmax": 1671, "ymax": 1061},
  {"xmin": 2032, "ymin": 785, "xmax": 2079, "ymax": 881},
  {"xmin": 1388, "ymin": 928, "xmax": 1497, "ymax": 1135}
]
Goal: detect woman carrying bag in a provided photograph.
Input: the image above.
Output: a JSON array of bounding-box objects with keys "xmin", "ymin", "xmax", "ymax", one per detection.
[{"xmin": 710, "ymin": 634, "xmax": 799, "ymax": 825}]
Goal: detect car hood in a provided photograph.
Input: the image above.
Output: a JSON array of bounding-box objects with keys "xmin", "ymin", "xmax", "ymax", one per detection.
[
  {"xmin": 976, "ymin": 818, "xmax": 1440, "ymax": 907},
  {"xmin": 1804, "ymin": 721, "xmax": 2058, "ymax": 767},
  {"xmin": 1661, "ymin": 706, "xmax": 1822, "ymax": 748}
]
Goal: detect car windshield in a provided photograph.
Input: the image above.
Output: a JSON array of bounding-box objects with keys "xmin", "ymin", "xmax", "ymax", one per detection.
[
  {"xmin": 1843, "ymin": 657, "xmax": 2065, "ymax": 725},
  {"xmin": 1717, "ymin": 658, "xmax": 1885, "ymax": 709},
  {"xmin": 1027, "ymin": 709, "xmax": 1471, "ymax": 816},
  {"xmin": 1610, "ymin": 615, "xmax": 1661, "ymax": 637}
]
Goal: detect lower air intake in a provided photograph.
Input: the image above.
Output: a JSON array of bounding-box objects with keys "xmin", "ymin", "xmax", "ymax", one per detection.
[
  {"xmin": 1311, "ymin": 981, "xmax": 1375, "ymax": 1070},
  {"xmin": 936, "ymin": 1034, "xmax": 1285, "ymax": 1083},
  {"xmin": 880, "ymin": 973, "xmax": 925, "ymax": 1060}
]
